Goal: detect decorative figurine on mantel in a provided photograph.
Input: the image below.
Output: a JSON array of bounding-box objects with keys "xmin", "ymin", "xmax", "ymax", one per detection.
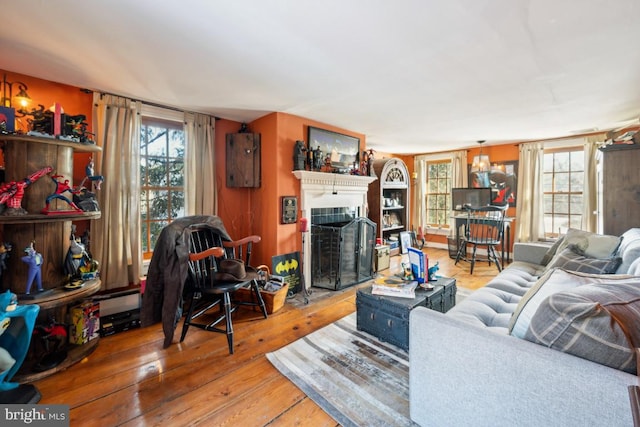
[
  {"xmin": 313, "ymin": 146, "xmax": 323, "ymax": 171},
  {"xmin": 21, "ymin": 241, "xmax": 43, "ymax": 295},
  {"xmin": 293, "ymin": 140, "xmax": 306, "ymax": 171},
  {"xmin": 41, "ymin": 174, "xmax": 83, "ymax": 214},
  {"xmin": 0, "ymin": 166, "xmax": 53, "ymax": 216},
  {"xmin": 367, "ymin": 149, "xmax": 376, "ymax": 177}
]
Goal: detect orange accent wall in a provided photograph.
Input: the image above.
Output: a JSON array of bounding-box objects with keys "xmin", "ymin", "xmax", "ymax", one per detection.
[
  {"xmin": 214, "ymin": 112, "xmax": 366, "ymax": 268},
  {"xmin": 1, "ymin": 70, "xmax": 93, "ymax": 134}
]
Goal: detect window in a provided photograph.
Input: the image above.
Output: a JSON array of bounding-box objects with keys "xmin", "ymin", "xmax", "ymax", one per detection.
[
  {"xmin": 140, "ymin": 117, "xmax": 185, "ymax": 256},
  {"xmin": 543, "ymin": 148, "xmax": 584, "ymax": 238},
  {"xmin": 425, "ymin": 160, "xmax": 452, "ymax": 227}
]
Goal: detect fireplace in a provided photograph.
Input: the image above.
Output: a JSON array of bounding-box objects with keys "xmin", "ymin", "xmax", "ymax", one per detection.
[
  {"xmin": 311, "ymin": 217, "xmax": 376, "ymax": 290},
  {"xmin": 293, "ymin": 171, "xmax": 377, "ymax": 292}
]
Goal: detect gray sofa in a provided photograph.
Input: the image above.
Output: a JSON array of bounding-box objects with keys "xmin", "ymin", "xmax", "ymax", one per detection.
[{"xmin": 409, "ymin": 229, "xmax": 640, "ymax": 427}]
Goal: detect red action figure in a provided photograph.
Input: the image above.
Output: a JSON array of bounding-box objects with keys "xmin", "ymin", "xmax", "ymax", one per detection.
[
  {"xmin": 0, "ymin": 166, "xmax": 53, "ymax": 215},
  {"xmin": 42, "ymin": 174, "xmax": 82, "ymax": 214}
]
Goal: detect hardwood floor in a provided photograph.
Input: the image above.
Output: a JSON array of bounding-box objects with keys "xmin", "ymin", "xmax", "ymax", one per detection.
[{"xmin": 32, "ymin": 247, "xmax": 498, "ymax": 426}]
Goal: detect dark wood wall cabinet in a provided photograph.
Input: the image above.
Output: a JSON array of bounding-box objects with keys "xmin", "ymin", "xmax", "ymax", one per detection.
[
  {"xmin": 226, "ymin": 133, "xmax": 261, "ymax": 188},
  {"xmin": 599, "ymin": 143, "xmax": 640, "ymax": 236},
  {"xmin": 367, "ymin": 158, "xmax": 410, "ymax": 256}
]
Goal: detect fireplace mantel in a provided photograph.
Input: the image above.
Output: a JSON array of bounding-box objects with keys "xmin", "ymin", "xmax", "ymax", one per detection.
[{"xmin": 293, "ymin": 170, "xmax": 377, "ymax": 291}]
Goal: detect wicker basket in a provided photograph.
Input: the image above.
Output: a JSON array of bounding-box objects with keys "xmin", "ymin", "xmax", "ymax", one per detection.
[{"xmin": 234, "ymin": 265, "xmax": 289, "ymax": 314}]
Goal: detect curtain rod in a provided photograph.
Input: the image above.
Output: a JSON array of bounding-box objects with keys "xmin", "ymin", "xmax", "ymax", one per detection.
[{"xmin": 88, "ymin": 88, "xmax": 220, "ymax": 119}]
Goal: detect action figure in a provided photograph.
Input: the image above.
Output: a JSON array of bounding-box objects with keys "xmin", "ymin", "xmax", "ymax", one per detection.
[
  {"xmin": 293, "ymin": 141, "xmax": 306, "ymax": 171},
  {"xmin": 42, "ymin": 174, "xmax": 82, "ymax": 213},
  {"xmin": 64, "ymin": 226, "xmax": 91, "ymax": 279},
  {"xmin": 0, "ymin": 166, "xmax": 53, "ymax": 215},
  {"xmin": 21, "ymin": 242, "xmax": 43, "ymax": 295},
  {"xmin": 79, "ymin": 157, "xmax": 103, "ymax": 191},
  {"xmin": 313, "ymin": 146, "xmax": 323, "ymax": 171},
  {"xmin": 0, "ymin": 243, "xmax": 12, "ymax": 290}
]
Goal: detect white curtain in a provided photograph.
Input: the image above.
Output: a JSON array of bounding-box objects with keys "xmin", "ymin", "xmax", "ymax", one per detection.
[
  {"xmin": 515, "ymin": 142, "xmax": 545, "ymax": 242},
  {"xmin": 449, "ymin": 150, "xmax": 468, "ymax": 230},
  {"xmin": 413, "ymin": 150, "xmax": 467, "ymax": 232},
  {"xmin": 92, "ymin": 94, "xmax": 142, "ymax": 290},
  {"xmin": 582, "ymin": 134, "xmax": 606, "ymax": 232},
  {"xmin": 184, "ymin": 112, "xmax": 217, "ymax": 215},
  {"xmin": 413, "ymin": 157, "xmax": 426, "ymax": 232}
]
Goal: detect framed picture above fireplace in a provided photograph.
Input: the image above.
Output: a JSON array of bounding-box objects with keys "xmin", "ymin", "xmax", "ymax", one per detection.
[{"xmin": 307, "ymin": 126, "xmax": 360, "ymax": 171}]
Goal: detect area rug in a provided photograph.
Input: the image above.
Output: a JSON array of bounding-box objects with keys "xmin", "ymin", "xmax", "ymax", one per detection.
[{"xmin": 266, "ymin": 312, "xmax": 417, "ymax": 427}]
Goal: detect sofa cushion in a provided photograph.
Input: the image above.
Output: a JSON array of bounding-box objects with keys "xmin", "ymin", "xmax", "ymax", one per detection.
[
  {"xmin": 628, "ymin": 257, "xmax": 640, "ymax": 276},
  {"xmin": 541, "ymin": 229, "xmax": 622, "ymax": 265},
  {"xmin": 523, "ymin": 281, "xmax": 640, "ymax": 374},
  {"xmin": 509, "ymin": 268, "xmax": 636, "ymax": 338},
  {"xmin": 544, "ymin": 246, "xmax": 622, "ymax": 275},
  {"xmin": 446, "ymin": 262, "xmax": 542, "ymax": 333},
  {"xmin": 616, "ymin": 228, "xmax": 640, "ymax": 274}
]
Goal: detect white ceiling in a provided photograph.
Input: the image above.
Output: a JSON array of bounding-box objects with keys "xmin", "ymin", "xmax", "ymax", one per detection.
[{"xmin": 2, "ymin": 0, "xmax": 639, "ymax": 154}]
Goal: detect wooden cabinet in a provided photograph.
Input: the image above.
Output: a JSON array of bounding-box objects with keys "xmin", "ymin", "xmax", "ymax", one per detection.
[
  {"xmin": 599, "ymin": 144, "xmax": 640, "ymax": 236},
  {"xmin": 0, "ymin": 134, "xmax": 102, "ymax": 382},
  {"xmin": 226, "ymin": 133, "xmax": 261, "ymax": 188},
  {"xmin": 367, "ymin": 158, "xmax": 410, "ymax": 256}
]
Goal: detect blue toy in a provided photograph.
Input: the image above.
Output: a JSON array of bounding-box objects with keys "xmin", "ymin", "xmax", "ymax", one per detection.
[
  {"xmin": 21, "ymin": 242, "xmax": 43, "ymax": 295},
  {"xmin": 0, "ymin": 290, "xmax": 40, "ymax": 392},
  {"xmin": 428, "ymin": 261, "xmax": 440, "ymax": 281}
]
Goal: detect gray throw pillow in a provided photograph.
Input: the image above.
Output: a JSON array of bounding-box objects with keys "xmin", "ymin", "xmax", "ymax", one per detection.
[
  {"xmin": 524, "ymin": 282, "xmax": 640, "ymax": 374},
  {"xmin": 616, "ymin": 228, "xmax": 640, "ymax": 274},
  {"xmin": 540, "ymin": 236, "xmax": 565, "ymax": 266},
  {"xmin": 556, "ymin": 228, "xmax": 622, "ymax": 259},
  {"xmin": 545, "ymin": 246, "xmax": 621, "ymax": 274},
  {"xmin": 509, "ymin": 268, "xmax": 634, "ymax": 338}
]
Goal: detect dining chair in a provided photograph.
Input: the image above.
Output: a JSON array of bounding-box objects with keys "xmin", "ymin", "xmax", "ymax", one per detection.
[
  {"xmin": 454, "ymin": 204, "xmax": 508, "ymax": 274},
  {"xmin": 180, "ymin": 224, "xmax": 268, "ymax": 354}
]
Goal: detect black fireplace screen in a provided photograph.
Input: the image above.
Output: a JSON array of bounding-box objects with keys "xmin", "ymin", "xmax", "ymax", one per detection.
[{"xmin": 311, "ymin": 217, "xmax": 376, "ymax": 290}]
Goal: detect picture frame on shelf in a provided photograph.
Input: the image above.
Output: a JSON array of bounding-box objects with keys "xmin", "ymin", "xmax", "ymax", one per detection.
[{"xmin": 399, "ymin": 231, "xmax": 412, "ymax": 255}]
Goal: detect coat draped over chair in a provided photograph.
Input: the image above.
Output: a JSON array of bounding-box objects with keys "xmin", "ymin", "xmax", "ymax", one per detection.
[{"xmin": 140, "ymin": 215, "xmax": 231, "ymax": 348}]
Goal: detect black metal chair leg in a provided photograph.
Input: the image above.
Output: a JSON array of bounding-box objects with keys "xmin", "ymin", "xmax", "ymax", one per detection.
[
  {"xmin": 470, "ymin": 245, "xmax": 477, "ymax": 274},
  {"xmin": 222, "ymin": 292, "xmax": 234, "ymax": 354},
  {"xmin": 180, "ymin": 293, "xmax": 196, "ymax": 342},
  {"xmin": 251, "ymin": 279, "xmax": 268, "ymax": 319}
]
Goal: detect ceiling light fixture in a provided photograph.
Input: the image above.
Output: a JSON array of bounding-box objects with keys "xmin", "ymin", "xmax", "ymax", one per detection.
[{"xmin": 471, "ymin": 140, "xmax": 490, "ymax": 172}]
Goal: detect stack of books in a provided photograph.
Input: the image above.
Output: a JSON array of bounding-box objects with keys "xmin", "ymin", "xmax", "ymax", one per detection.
[{"xmin": 371, "ymin": 277, "xmax": 418, "ymax": 299}]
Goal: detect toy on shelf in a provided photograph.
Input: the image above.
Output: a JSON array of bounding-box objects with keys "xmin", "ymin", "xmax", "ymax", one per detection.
[
  {"xmin": 63, "ymin": 226, "xmax": 92, "ymax": 283},
  {"xmin": 0, "ymin": 243, "xmax": 12, "ymax": 291},
  {"xmin": 21, "ymin": 242, "xmax": 43, "ymax": 295},
  {"xmin": 0, "ymin": 290, "xmax": 40, "ymax": 403},
  {"xmin": 64, "ymin": 114, "xmax": 95, "ymax": 144},
  {"xmin": 0, "ymin": 166, "xmax": 53, "ymax": 216},
  {"xmin": 32, "ymin": 317, "xmax": 67, "ymax": 372},
  {"xmin": 41, "ymin": 174, "xmax": 83, "ymax": 214},
  {"xmin": 79, "ymin": 157, "xmax": 103, "ymax": 191}
]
